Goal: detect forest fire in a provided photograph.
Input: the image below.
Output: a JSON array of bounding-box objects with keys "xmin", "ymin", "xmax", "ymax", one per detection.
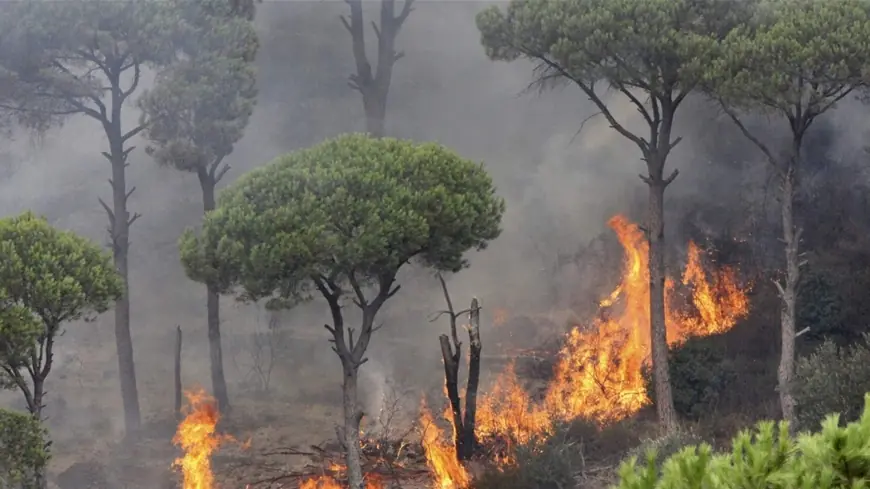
[
  {"xmin": 173, "ymin": 389, "xmax": 223, "ymax": 489},
  {"xmin": 419, "ymin": 402, "xmax": 471, "ymax": 489},
  {"xmin": 469, "ymin": 214, "xmax": 751, "ymax": 445}
]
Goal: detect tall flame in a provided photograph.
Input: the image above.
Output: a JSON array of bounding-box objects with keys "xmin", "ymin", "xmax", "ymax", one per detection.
[
  {"xmin": 419, "ymin": 401, "xmax": 471, "ymax": 489},
  {"xmin": 173, "ymin": 389, "xmax": 222, "ymax": 489},
  {"xmin": 473, "ymin": 214, "xmax": 750, "ymax": 441}
]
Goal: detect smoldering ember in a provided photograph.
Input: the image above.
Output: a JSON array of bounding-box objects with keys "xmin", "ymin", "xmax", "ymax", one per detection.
[{"xmin": 2, "ymin": 1, "xmax": 870, "ymax": 489}]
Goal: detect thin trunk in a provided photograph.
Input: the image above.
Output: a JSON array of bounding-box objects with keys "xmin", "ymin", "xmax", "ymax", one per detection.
[
  {"xmin": 343, "ymin": 0, "xmax": 413, "ymax": 138},
  {"xmin": 778, "ymin": 167, "xmax": 799, "ymax": 428},
  {"xmin": 199, "ymin": 172, "xmax": 230, "ymax": 413},
  {"xmin": 106, "ymin": 83, "xmax": 141, "ymax": 436},
  {"xmin": 175, "ymin": 325, "xmax": 183, "ymax": 420},
  {"xmin": 342, "ymin": 363, "xmax": 365, "ymax": 489},
  {"xmin": 438, "ymin": 334, "xmax": 464, "ymax": 456},
  {"xmin": 648, "ymin": 178, "xmax": 678, "ymax": 433},
  {"xmin": 459, "ymin": 298, "xmax": 482, "ymax": 461}
]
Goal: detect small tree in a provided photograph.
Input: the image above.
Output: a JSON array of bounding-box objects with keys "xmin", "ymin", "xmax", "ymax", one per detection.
[
  {"xmin": 475, "ymin": 0, "xmax": 751, "ymax": 433},
  {"xmin": 139, "ymin": 0, "xmax": 259, "ymax": 412},
  {"xmin": 179, "ymin": 134, "xmax": 505, "ymax": 489},
  {"xmin": 0, "ymin": 212, "xmax": 123, "ymax": 419},
  {"xmin": 0, "ymin": 0, "xmax": 184, "ymax": 435},
  {"xmin": 704, "ymin": 0, "xmax": 870, "ymax": 427}
]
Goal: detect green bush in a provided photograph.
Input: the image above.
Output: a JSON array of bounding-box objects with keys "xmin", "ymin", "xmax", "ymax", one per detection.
[
  {"xmin": 625, "ymin": 429, "xmax": 704, "ymax": 476},
  {"xmin": 794, "ymin": 334, "xmax": 870, "ymax": 430},
  {"xmin": 0, "ymin": 408, "xmax": 49, "ymax": 489},
  {"xmin": 797, "ymin": 271, "xmax": 846, "ymax": 338},
  {"xmin": 644, "ymin": 335, "xmax": 737, "ymax": 420},
  {"xmin": 615, "ymin": 393, "xmax": 870, "ymax": 489},
  {"xmin": 472, "ymin": 424, "xmax": 577, "ymax": 489}
]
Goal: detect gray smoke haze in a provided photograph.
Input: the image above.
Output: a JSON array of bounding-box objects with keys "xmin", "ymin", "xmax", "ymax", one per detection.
[{"xmin": 1, "ymin": 1, "xmax": 869, "ymax": 482}]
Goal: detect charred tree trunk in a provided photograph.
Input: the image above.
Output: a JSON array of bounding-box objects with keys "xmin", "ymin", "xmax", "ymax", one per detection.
[
  {"xmin": 777, "ymin": 165, "xmax": 800, "ymax": 428},
  {"xmin": 432, "ymin": 274, "xmax": 482, "ymax": 461},
  {"xmin": 175, "ymin": 325, "xmax": 183, "ymax": 420},
  {"xmin": 438, "ymin": 335, "xmax": 464, "ymax": 454},
  {"xmin": 459, "ymin": 298, "xmax": 482, "ymax": 461},
  {"xmin": 198, "ymin": 168, "xmax": 230, "ymax": 413},
  {"xmin": 100, "ymin": 68, "xmax": 142, "ymax": 438},
  {"xmin": 342, "ymin": 0, "xmax": 414, "ymax": 137}
]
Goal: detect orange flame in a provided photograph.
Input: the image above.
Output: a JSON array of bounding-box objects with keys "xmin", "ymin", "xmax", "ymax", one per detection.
[
  {"xmin": 419, "ymin": 401, "xmax": 471, "ymax": 489},
  {"xmin": 473, "ymin": 214, "xmax": 750, "ymax": 440},
  {"xmin": 173, "ymin": 389, "xmax": 223, "ymax": 489}
]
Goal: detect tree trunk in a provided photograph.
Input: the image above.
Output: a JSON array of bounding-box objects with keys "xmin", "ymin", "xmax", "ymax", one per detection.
[
  {"xmin": 107, "ymin": 107, "xmax": 141, "ymax": 437},
  {"xmin": 647, "ymin": 178, "xmax": 678, "ymax": 433},
  {"xmin": 175, "ymin": 325, "xmax": 183, "ymax": 420},
  {"xmin": 777, "ymin": 167, "xmax": 799, "ymax": 428},
  {"xmin": 363, "ymin": 95, "xmax": 387, "ymax": 137},
  {"xmin": 342, "ymin": 361, "xmax": 365, "ymax": 489},
  {"xmin": 344, "ymin": 0, "xmax": 413, "ymax": 138},
  {"xmin": 438, "ymin": 334, "xmax": 464, "ymax": 456},
  {"xmin": 459, "ymin": 298, "xmax": 482, "ymax": 461},
  {"xmin": 199, "ymin": 173, "xmax": 230, "ymax": 413}
]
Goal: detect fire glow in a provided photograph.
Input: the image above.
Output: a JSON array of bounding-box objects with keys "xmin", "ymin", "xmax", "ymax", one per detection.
[
  {"xmin": 173, "ymin": 389, "xmax": 223, "ymax": 489},
  {"xmin": 422, "ymin": 215, "xmax": 750, "ymax": 488}
]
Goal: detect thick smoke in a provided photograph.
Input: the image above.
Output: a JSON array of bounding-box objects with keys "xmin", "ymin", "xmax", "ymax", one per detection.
[{"xmin": 0, "ymin": 1, "xmax": 869, "ymax": 484}]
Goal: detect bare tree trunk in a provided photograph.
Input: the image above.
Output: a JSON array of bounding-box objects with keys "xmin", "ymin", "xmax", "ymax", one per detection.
[
  {"xmin": 777, "ymin": 166, "xmax": 799, "ymax": 428},
  {"xmin": 175, "ymin": 325, "xmax": 183, "ymax": 420},
  {"xmin": 341, "ymin": 361, "xmax": 365, "ymax": 489},
  {"xmin": 459, "ymin": 298, "xmax": 481, "ymax": 461},
  {"xmin": 199, "ymin": 172, "xmax": 231, "ymax": 413},
  {"xmin": 104, "ymin": 83, "xmax": 141, "ymax": 437},
  {"xmin": 438, "ymin": 335, "xmax": 464, "ymax": 453},
  {"xmin": 646, "ymin": 170, "xmax": 678, "ymax": 434},
  {"xmin": 342, "ymin": 0, "xmax": 414, "ymax": 137}
]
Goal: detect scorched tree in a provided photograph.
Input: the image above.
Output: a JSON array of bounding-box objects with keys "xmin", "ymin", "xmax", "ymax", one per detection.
[
  {"xmin": 475, "ymin": 0, "xmax": 750, "ymax": 432},
  {"xmin": 178, "ymin": 133, "xmax": 505, "ymax": 489},
  {"xmin": 703, "ymin": 0, "xmax": 870, "ymax": 428}
]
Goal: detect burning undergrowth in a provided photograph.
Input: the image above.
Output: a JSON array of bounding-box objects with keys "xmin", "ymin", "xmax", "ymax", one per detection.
[
  {"xmin": 172, "ymin": 214, "xmax": 750, "ymax": 489},
  {"xmin": 422, "ymin": 214, "xmax": 751, "ymax": 488}
]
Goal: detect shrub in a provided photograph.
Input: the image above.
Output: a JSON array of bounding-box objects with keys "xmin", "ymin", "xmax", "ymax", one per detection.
[
  {"xmin": 624, "ymin": 429, "xmax": 704, "ymax": 476},
  {"xmin": 644, "ymin": 335, "xmax": 737, "ymax": 420},
  {"xmin": 615, "ymin": 394, "xmax": 870, "ymax": 489},
  {"xmin": 472, "ymin": 424, "xmax": 577, "ymax": 489},
  {"xmin": 797, "ymin": 270, "xmax": 846, "ymax": 339},
  {"xmin": 794, "ymin": 334, "xmax": 870, "ymax": 430},
  {"xmin": 0, "ymin": 408, "xmax": 49, "ymax": 489}
]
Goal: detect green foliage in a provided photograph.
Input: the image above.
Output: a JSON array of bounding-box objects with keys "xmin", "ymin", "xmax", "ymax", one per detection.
[
  {"xmin": 0, "ymin": 212, "xmax": 122, "ymax": 404},
  {"xmin": 706, "ymin": 0, "xmax": 870, "ymax": 117},
  {"xmin": 626, "ymin": 429, "xmax": 705, "ymax": 476},
  {"xmin": 475, "ymin": 0, "xmax": 750, "ymax": 155},
  {"xmin": 0, "ymin": 0, "xmax": 183, "ymax": 126},
  {"xmin": 794, "ymin": 336, "xmax": 870, "ymax": 431},
  {"xmin": 643, "ymin": 336, "xmax": 737, "ymax": 420},
  {"xmin": 0, "ymin": 408, "xmax": 49, "ymax": 489},
  {"xmin": 796, "ymin": 271, "xmax": 845, "ymax": 338},
  {"xmin": 179, "ymin": 134, "xmax": 505, "ymax": 302},
  {"xmin": 472, "ymin": 426, "xmax": 577, "ymax": 489},
  {"xmin": 615, "ymin": 394, "xmax": 870, "ymax": 489},
  {"xmin": 139, "ymin": 0, "xmax": 259, "ymax": 174}
]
